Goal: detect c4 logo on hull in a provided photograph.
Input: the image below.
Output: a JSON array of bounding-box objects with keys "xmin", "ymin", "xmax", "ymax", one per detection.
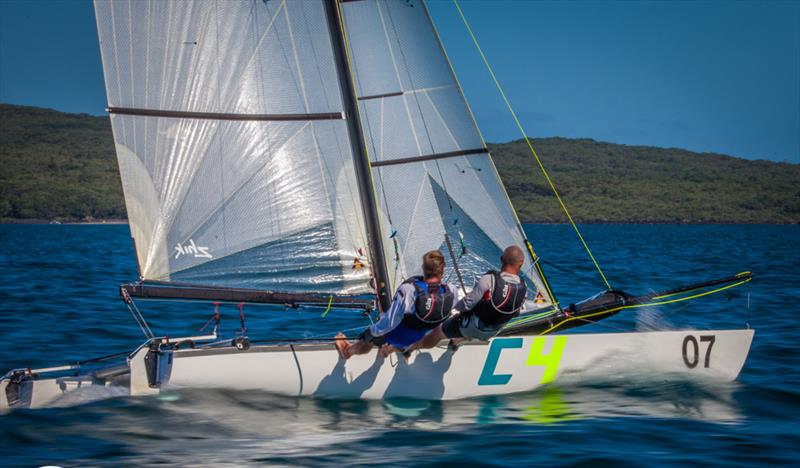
[{"xmin": 478, "ymin": 336, "xmax": 567, "ymax": 386}]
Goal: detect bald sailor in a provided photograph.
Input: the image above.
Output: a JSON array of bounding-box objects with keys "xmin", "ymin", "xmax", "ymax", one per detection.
[{"xmin": 408, "ymin": 245, "xmax": 528, "ymax": 352}]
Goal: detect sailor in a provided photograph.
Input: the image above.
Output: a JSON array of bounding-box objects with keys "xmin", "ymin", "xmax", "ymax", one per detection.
[
  {"xmin": 335, "ymin": 250, "xmax": 459, "ymax": 360},
  {"xmin": 408, "ymin": 245, "xmax": 528, "ymax": 352}
]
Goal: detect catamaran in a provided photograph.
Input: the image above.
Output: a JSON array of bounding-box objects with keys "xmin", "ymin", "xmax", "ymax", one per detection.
[{"xmin": 1, "ymin": 0, "xmax": 753, "ymax": 409}]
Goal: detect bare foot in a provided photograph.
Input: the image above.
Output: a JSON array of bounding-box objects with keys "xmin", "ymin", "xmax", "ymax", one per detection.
[
  {"xmin": 379, "ymin": 344, "xmax": 397, "ymax": 358},
  {"xmin": 334, "ymin": 332, "xmax": 350, "ymax": 359}
]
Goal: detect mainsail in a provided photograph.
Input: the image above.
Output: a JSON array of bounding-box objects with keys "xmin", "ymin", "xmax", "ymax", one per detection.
[
  {"xmin": 95, "ymin": 0, "xmax": 553, "ymax": 309},
  {"xmin": 339, "ymin": 0, "xmax": 554, "ymax": 306},
  {"xmin": 94, "ymin": 0, "xmax": 377, "ymax": 298}
]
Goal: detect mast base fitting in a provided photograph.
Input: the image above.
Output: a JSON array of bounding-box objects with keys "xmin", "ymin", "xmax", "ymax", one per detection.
[{"xmin": 232, "ymin": 337, "xmax": 251, "ymax": 351}]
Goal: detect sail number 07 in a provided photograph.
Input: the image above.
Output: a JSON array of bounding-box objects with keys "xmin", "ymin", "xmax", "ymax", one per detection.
[{"xmin": 682, "ymin": 335, "xmax": 716, "ymax": 369}]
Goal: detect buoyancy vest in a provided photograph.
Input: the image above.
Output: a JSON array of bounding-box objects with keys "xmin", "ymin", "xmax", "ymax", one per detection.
[
  {"xmin": 400, "ymin": 276, "xmax": 455, "ymax": 331},
  {"xmin": 471, "ymin": 271, "xmax": 528, "ymax": 325}
]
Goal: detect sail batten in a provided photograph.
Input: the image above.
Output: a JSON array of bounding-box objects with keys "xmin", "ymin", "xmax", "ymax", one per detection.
[
  {"xmin": 107, "ymin": 107, "xmax": 345, "ymax": 121},
  {"xmin": 357, "ymin": 91, "xmax": 404, "ymax": 101},
  {"xmin": 370, "ymin": 147, "xmax": 487, "ymax": 167}
]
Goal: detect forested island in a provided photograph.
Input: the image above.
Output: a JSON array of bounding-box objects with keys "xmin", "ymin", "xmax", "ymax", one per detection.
[{"xmin": 1, "ymin": 103, "xmax": 797, "ymax": 223}]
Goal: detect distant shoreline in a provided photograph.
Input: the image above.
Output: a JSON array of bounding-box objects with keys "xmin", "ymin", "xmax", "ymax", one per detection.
[
  {"xmin": 1, "ymin": 219, "xmax": 796, "ymax": 226},
  {"xmin": 0, "ymin": 218, "xmax": 128, "ymax": 225}
]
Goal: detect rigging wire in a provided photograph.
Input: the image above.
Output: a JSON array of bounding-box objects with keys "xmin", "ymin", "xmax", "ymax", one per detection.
[
  {"xmin": 444, "ymin": 233, "xmax": 467, "ymax": 293},
  {"xmin": 424, "ymin": 1, "xmax": 557, "ymax": 306},
  {"xmin": 123, "ymin": 291, "xmax": 154, "ymax": 339},
  {"xmin": 384, "ymin": 0, "xmax": 467, "ymax": 290},
  {"xmin": 344, "ymin": 10, "xmax": 402, "ymax": 269},
  {"xmin": 452, "ymin": 0, "xmax": 612, "ymax": 291}
]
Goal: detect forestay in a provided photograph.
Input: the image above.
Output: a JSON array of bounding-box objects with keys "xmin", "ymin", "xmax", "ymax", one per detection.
[
  {"xmin": 94, "ymin": 0, "xmax": 373, "ymax": 295},
  {"xmin": 339, "ymin": 0, "xmax": 553, "ymax": 305}
]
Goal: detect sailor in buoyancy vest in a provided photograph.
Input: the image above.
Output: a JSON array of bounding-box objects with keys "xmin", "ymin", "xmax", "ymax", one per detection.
[
  {"xmin": 335, "ymin": 250, "xmax": 459, "ymax": 360},
  {"xmin": 407, "ymin": 245, "xmax": 529, "ymax": 352}
]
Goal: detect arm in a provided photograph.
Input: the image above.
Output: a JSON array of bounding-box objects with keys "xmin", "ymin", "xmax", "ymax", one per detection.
[
  {"xmin": 454, "ymin": 274, "xmax": 493, "ymax": 312},
  {"xmin": 369, "ymin": 284, "xmax": 414, "ymax": 336}
]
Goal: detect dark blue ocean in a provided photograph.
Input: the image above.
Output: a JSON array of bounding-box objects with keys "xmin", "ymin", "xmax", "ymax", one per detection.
[{"xmin": 0, "ymin": 224, "xmax": 798, "ymax": 466}]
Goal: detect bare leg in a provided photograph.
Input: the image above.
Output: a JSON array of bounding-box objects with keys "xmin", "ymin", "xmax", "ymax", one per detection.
[
  {"xmin": 335, "ymin": 332, "xmax": 374, "ymax": 360},
  {"xmin": 346, "ymin": 340, "xmax": 374, "ymax": 357}
]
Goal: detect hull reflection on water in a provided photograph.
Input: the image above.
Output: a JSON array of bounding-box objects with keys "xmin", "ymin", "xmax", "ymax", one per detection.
[{"xmin": 148, "ymin": 380, "xmax": 742, "ymax": 434}]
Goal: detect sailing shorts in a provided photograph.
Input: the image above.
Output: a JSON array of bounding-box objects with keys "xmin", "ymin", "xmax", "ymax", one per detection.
[
  {"xmin": 441, "ymin": 312, "xmax": 503, "ymax": 341},
  {"xmin": 358, "ymin": 324, "xmax": 426, "ymax": 350},
  {"xmin": 383, "ymin": 324, "xmax": 427, "ymax": 350},
  {"xmin": 357, "ymin": 328, "xmax": 386, "ymax": 346}
]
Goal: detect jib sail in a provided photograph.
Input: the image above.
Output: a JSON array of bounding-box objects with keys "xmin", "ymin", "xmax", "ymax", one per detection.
[{"xmin": 339, "ymin": 0, "xmax": 554, "ymax": 307}]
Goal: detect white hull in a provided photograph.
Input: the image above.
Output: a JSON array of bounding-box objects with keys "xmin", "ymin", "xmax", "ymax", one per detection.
[
  {"xmin": 1, "ymin": 329, "xmax": 752, "ymax": 409},
  {"xmin": 168, "ymin": 329, "xmax": 753, "ymax": 400}
]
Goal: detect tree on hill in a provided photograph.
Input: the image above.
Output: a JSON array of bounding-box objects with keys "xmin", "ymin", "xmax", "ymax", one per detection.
[{"xmin": 1, "ymin": 104, "xmax": 798, "ymax": 223}]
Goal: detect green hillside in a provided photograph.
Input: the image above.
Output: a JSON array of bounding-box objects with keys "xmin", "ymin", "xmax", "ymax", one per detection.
[
  {"xmin": 0, "ymin": 104, "xmax": 125, "ymax": 220},
  {"xmin": 490, "ymin": 138, "xmax": 800, "ymax": 223},
  {"xmin": 1, "ymin": 104, "xmax": 797, "ymax": 223}
]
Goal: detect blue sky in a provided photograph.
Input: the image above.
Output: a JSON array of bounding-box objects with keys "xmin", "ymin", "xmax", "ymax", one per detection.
[{"xmin": 1, "ymin": 0, "xmax": 798, "ymax": 162}]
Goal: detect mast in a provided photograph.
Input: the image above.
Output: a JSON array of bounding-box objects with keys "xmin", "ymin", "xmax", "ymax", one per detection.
[{"xmin": 324, "ymin": 0, "xmax": 392, "ymax": 311}]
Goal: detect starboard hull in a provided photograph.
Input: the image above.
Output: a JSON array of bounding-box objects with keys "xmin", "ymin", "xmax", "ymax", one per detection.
[
  {"xmin": 167, "ymin": 329, "xmax": 753, "ymax": 400},
  {"xmin": 0, "ymin": 330, "xmax": 754, "ymax": 408},
  {"xmin": 1, "ymin": 329, "xmax": 753, "ymax": 409}
]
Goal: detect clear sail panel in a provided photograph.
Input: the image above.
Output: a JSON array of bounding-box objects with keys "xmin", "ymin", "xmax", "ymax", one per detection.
[
  {"xmin": 96, "ymin": 0, "xmax": 372, "ymax": 294},
  {"xmin": 341, "ymin": 0, "xmax": 553, "ymax": 305}
]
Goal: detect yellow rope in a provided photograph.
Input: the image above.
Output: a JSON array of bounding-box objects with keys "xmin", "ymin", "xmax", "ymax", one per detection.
[
  {"xmin": 320, "ymin": 295, "xmax": 334, "ymax": 318},
  {"xmin": 429, "ymin": 6, "xmax": 559, "ymax": 306},
  {"xmin": 453, "ymin": 0, "xmax": 611, "ymax": 290},
  {"xmin": 650, "ymin": 271, "xmax": 751, "ymax": 301},
  {"xmin": 535, "ymin": 275, "xmax": 752, "ymax": 335}
]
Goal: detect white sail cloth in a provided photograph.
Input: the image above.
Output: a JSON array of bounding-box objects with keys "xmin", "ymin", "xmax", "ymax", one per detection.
[
  {"xmin": 95, "ymin": 0, "xmax": 371, "ymax": 293},
  {"xmin": 341, "ymin": 0, "xmax": 553, "ymax": 305}
]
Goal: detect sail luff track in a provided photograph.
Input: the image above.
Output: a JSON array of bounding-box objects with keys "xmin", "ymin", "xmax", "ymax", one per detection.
[{"xmin": 106, "ymin": 107, "xmax": 344, "ymax": 121}]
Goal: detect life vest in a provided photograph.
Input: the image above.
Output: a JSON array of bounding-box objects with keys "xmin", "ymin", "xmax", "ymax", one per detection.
[
  {"xmin": 400, "ymin": 276, "xmax": 455, "ymax": 331},
  {"xmin": 471, "ymin": 271, "xmax": 528, "ymax": 325}
]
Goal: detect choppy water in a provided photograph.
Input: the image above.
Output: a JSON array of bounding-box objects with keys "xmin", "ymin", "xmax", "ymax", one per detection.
[{"xmin": 0, "ymin": 224, "xmax": 798, "ymax": 466}]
